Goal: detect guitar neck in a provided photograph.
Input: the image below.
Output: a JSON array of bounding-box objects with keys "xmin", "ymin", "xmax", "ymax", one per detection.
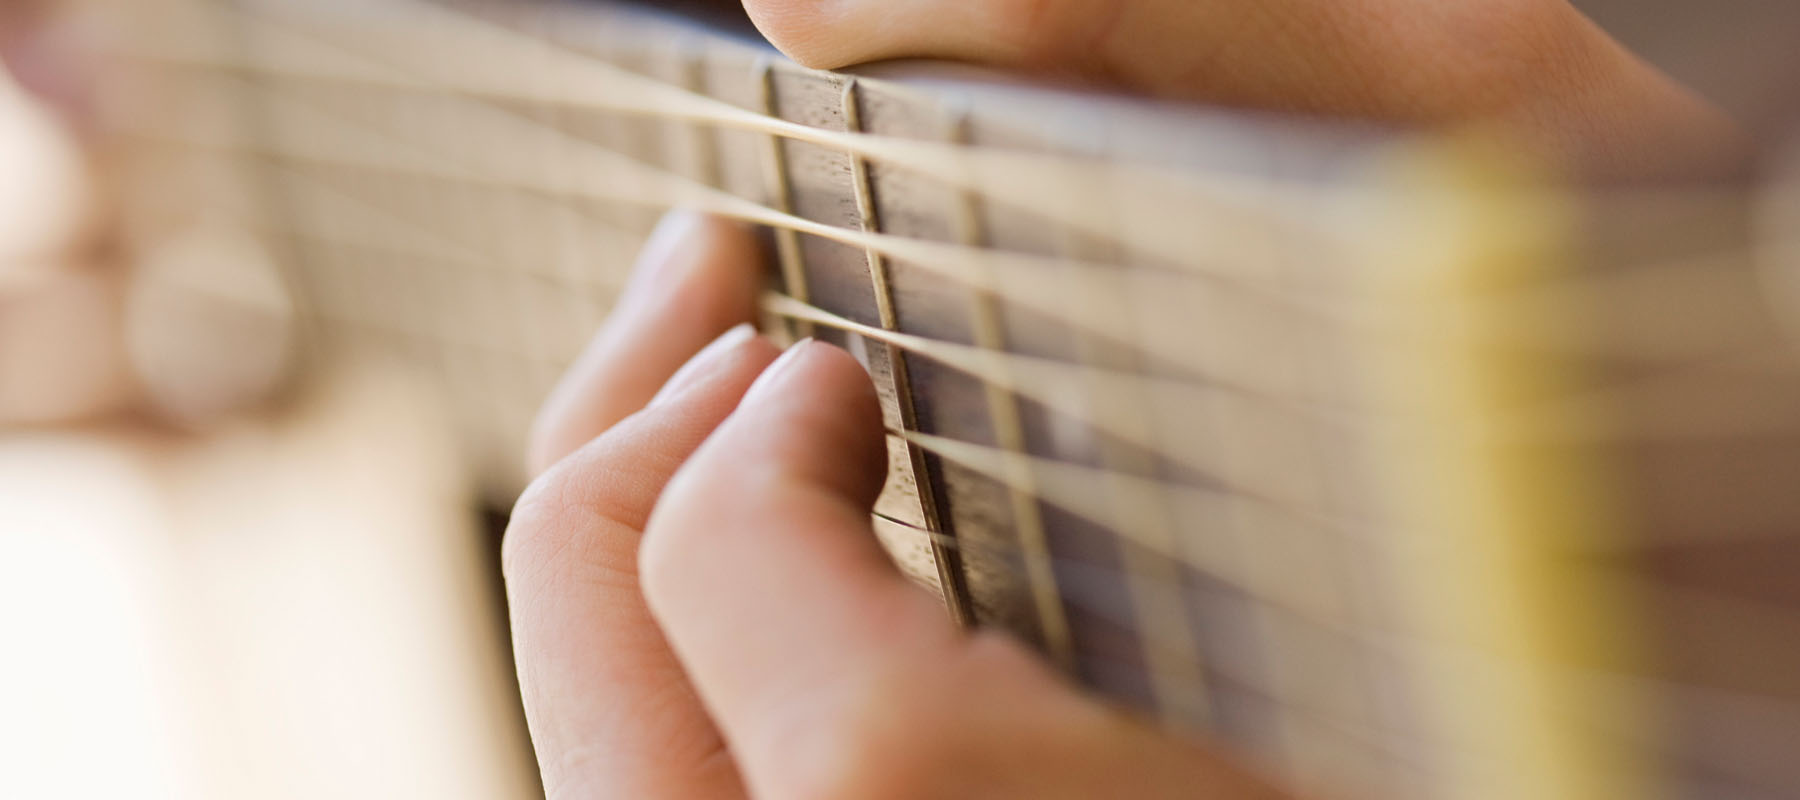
[{"xmin": 100, "ymin": 1, "xmax": 1800, "ymax": 798}]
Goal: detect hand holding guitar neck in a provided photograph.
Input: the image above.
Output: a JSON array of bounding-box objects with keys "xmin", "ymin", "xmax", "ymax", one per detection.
[
  {"xmin": 507, "ymin": 212, "xmax": 1291, "ymax": 799},
  {"xmin": 502, "ymin": 1, "xmax": 1760, "ymax": 797}
]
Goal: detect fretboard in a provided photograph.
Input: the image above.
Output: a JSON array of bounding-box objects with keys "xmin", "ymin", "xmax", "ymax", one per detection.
[{"xmin": 100, "ymin": 1, "xmax": 1800, "ymax": 798}]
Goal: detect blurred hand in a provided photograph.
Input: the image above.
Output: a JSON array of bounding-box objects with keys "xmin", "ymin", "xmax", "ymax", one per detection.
[
  {"xmin": 1, "ymin": 6, "xmax": 293, "ymax": 427},
  {"xmin": 0, "ymin": 9, "xmax": 129, "ymax": 425},
  {"xmin": 743, "ymin": 0, "xmax": 1745, "ymax": 176},
  {"xmin": 505, "ymin": 211, "xmax": 1290, "ymax": 798}
]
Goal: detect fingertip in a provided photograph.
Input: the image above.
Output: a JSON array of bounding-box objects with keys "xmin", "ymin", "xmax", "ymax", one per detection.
[
  {"xmin": 732, "ymin": 339, "xmax": 888, "ymax": 505},
  {"xmin": 739, "ymin": 0, "xmax": 847, "ymax": 68},
  {"xmin": 638, "ymin": 338, "xmax": 892, "ymax": 609},
  {"xmin": 739, "ymin": 0, "xmax": 1094, "ymax": 73},
  {"xmin": 648, "ymin": 322, "xmax": 761, "ymax": 407}
]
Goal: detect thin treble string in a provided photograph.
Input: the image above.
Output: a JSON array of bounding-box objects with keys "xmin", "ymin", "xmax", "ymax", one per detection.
[
  {"xmin": 174, "ymin": 0, "xmax": 1368, "ymax": 275},
  {"xmin": 122, "ymin": 24, "xmax": 1799, "ymax": 376},
  {"xmin": 875, "ymin": 511, "xmax": 1800, "ymax": 773},
  {"xmin": 119, "ymin": 76, "xmax": 1339, "ymax": 443},
  {"xmin": 111, "ymin": 63, "xmax": 1374, "ymax": 419},
  {"xmin": 147, "ymin": 10, "xmax": 1375, "ymax": 598},
  {"xmin": 126, "ymin": 7, "xmax": 1800, "ymax": 763},
  {"xmin": 267, "ymin": 165, "xmax": 632, "ymax": 360},
  {"xmin": 136, "ymin": 3, "xmax": 1800, "ymax": 536},
  {"xmin": 767, "ymin": 292, "xmax": 1738, "ymax": 535},
  {"xmin": 133, "ymin": 39, "xmax": 1800, "ymax": 394},
  {"xmin": 124, "ymin": 102, "xmax": 1800, "ymax": 549},
  {"xmin": 197, "ymin": 0, "xmax": 1794, "ymax": 299},
  {"xmin": 112, "ymin": 79, "xmax": 1332, "ymax": 418},
  {"xmin": 874, "ymin": 510, "xmax": 1372, "ymax": 640},
  {"xmin": 141, "ymin": 61, "xmax": 1800, "ymax": 545},
  {"xmin": 762, "ymin": 293, "xmax": 1375, "ymax": 502},
  {"xmin": 114, "ymin": 59, "xmax": 1354, "ymax": 395},
  {"xmin": 142, "ymin": 0, "xmax": 1800, "ymax": 368},
  {"xmin": 871, "ymin": 519, "xmax": 1448, "ymax": 760}
]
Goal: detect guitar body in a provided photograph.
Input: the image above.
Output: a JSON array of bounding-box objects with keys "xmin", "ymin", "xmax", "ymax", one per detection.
[{"xmin": 100, "ymin": 0, "xmax": 1800, "ymax": 797}]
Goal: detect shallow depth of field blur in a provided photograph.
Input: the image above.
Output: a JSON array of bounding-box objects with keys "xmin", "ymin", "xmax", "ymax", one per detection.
[
  {"xmin": 0, "ymin": 0, "xmax": 1794, "ymax": 798},
  {"xmin": 0, "ymin": 4, "xmax": 539, "ymax": 796}
]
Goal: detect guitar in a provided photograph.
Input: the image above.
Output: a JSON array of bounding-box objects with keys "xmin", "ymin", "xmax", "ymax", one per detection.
[{"xmin": 97, "ymin": 0, "xmax": 1800, "ymax": 797}]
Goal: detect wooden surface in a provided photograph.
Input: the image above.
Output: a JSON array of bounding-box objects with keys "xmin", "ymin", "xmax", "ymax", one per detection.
[{"xmin": 91, "ymin": 1, "xmax": 1800, "ymax": 797}]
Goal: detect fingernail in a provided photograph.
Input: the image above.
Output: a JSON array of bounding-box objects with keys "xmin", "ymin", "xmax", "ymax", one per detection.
[
  {"xmin": 649, "ymin": 322, "xmax": 758, "ymax": 407},
  {"xmin": 741, "ymin": 338, "xmax": 815, "ymax": 406},
  {"xmin": 619, "ymin": 210, "xmax": 710, "ymax": 304}
]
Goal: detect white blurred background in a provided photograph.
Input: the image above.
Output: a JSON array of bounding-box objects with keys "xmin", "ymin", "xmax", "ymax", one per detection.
[{"xmin": 0, "ymin": 9, "xmax": 540, "ymax": 792}]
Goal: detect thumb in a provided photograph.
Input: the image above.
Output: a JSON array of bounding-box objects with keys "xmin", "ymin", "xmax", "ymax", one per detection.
[
  {"xmin": 740, "ymin": 0, "xmax": 1566, "ymax": 114},
  {"xmin": 741, "ymin": 0, "xmax": 1743, "ymax": 176}
]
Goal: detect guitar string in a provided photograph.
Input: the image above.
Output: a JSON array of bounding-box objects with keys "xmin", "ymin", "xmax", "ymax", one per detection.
[
  {"xmin": 179, "ymin": 162, "xmax": 1800, "ymax": 756},
  {"xmin": 165, "ymin": 76, "xmax": 1432, "ymax": 767},
  {"xmin": 939, "ymin": 103, "xmax": 1079, "ymax": 671},
  {"xmin": 140, "ymin": 0, "xmax": 1367, "ymax": 275},
  {"xmin": 144, "ymin": 0, "xmax": 1800, "ymax": 648},
  {"xmin": 161, "ymin": 0, "xmax": 1800, "ymax": 328},
  {"xmin": 118, "ymin": 109, "xmax": 1800, "ymax": 546},
  {"xmin": 116, "ymin": 3, "xmax": 1800, "ymax": 781},
  {"xmin": 120, "ymin": 115, "xmax": 1800, "ymax": 558},
  {"xmin": 407, "ymin": 0, "xmax": 1800, "ymax": 376},
  {"xmin": 162, "ymin": 0, "xmax": 1792, "ymax": 363},
  {"xmin": 122, "ymin": 58, "xmax": 1800, "ymax": 400},
  {"xmin": 1024, "ymin": 125, "xmax": 1215, "ymax": 725},
  {"xmin": 116, "ymin": 95, "xmax": 1353, "ymax": 459},
  {"xmin": 109, "ymin": 65, "xmax": 1353, "ymax": 394},
  {"xmin": 253, "ymin": 125, "xmax": 1800, "ymax": 655},
  {"xmin": 879, "ymin": 510, "xmax": 1800, "ymax": 704},
  {"xmin": 841, "ymin": 75, "xmax": 980, "ymax": 629},
  {"xmin": 871, "ymin": 513, "xmax": 1800, "ymax": 772},
  {"xmin": 162, "ymin": 9, "xmax": 1353, "ymax": 695},
  {"xmin": 105, "ymin": 77, "xmax": 1364, "ymax": 402},
  {"xmin": 113, "ymin": 48, "xmax": 1795, "ymax": 381},
  {"xmin": 183, "ymin": 0, "xmax": 1778, "ymax": 246}
]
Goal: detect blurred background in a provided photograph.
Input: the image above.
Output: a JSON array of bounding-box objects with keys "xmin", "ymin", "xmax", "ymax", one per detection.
[
  {"xmin": 0, "ymin": 2, "xmax": 547, "ymax": 796},
  {"xmin": 0, "ymin": 1, "xmax": 1794, "ymax": 798}
]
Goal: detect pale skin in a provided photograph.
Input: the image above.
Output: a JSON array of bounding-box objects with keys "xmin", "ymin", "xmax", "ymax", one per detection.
[
  {"xmin": 0, "ymin": 0, "xmax": 1743, "ymax": 795},
  {"xmin": 506, "ymin": 2, "xmax": 1748, "ymax": 798},
  {"xmin": 510, "ymin": 211, "xmax": 1293, "ymax": 799}
]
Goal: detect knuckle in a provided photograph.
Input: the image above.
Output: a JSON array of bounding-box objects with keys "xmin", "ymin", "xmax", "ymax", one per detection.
[
  {"xmin": 501, "ymin": 452, "xmax": 644, "ymax": 588},
  {"xmin": 499, "ymin": 470, "xmax": 578, "ymax": 583}
]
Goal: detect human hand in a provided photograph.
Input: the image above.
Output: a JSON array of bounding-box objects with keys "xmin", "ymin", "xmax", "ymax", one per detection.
[
  {"xmin": 504, "ymin": 211, "xmax": 1292, "ymax": 798},
  {"xmin": 0, "ymin": 5, "xmax": 292, "ymax": 427},
  {"xmin": 740, "ymin": 0, "xmax": 1746, "ymax": 177},
  {"xmin": 0, "ymin": 6, "xmax": 126, "ymax": 424}
]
